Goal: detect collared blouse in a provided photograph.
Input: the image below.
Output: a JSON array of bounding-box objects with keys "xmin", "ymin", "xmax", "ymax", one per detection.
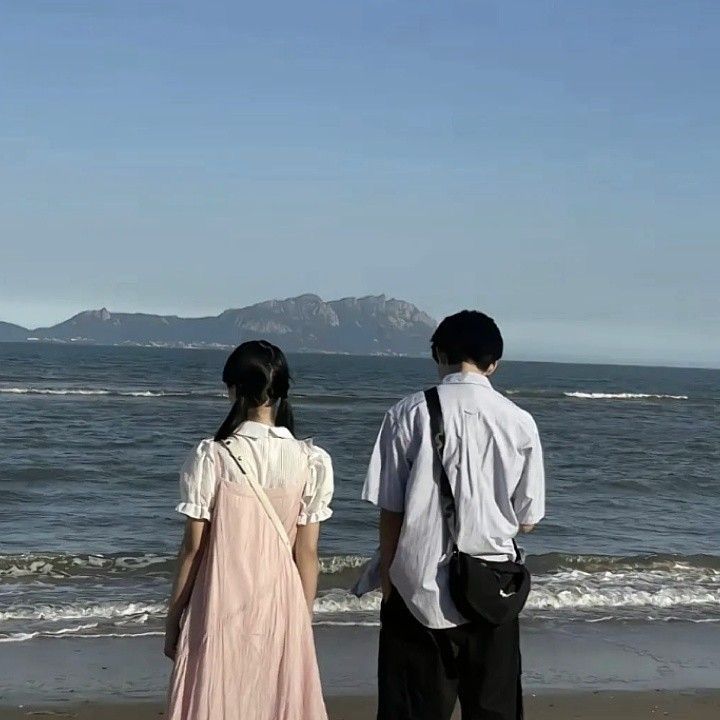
[{"xmin": 176, "ymin": 420, "xmax": 334, "ymax": 525}]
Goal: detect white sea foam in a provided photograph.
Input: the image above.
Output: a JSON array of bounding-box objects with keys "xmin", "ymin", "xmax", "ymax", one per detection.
[
  {"xmin": 3, "ymin": 575, "xmax": 719, "ymax": 643},
  {"xmin": 4, "ymin": 552, "xmax": 371, "ymax": 579},
  {"xmin": 0, "ymin": 387, "xmax": 222, "ymax": 398},
  {"xmin": 0, "ymin": 632, "xmax": 37, "ymax": 643},
  {"xmin": 319, "ymin": 555, "xmax": 370, "ymax": 574},
  {"xmin": 64, "ymin": 630, "xmax": 165, "ymax": 639},
  {"xmin": 1, "ymin": 386, "xmax": 692, "ymax": 402},
  {"xmin": 314, "ymin": 620, "xmax": 381, "ymax": 627},
  {"xmin": 528, "ymin": 568, "xmax": 720, "ymax": 611},
  {"xmin": 314, "ymin": 590, "xmax": 381, "ymax": 615},
  {"xmin": 0, "ymin": 387, "xmax": 111, "ymax": 396},
  {"xmin": 0, "ymin": 601, "xmax": 164, "ymax": 623},
  {"xmin": 312, "ymin": 563, "xmax": 720, "ymax": 619},
  {"xmin": 0, "ymin": 553, "xmax": 175, "ymax": 578},
  {"xmin": 564, "ymin": 391, "xmax": 688, "ymax": 400},
  {"xmin": 3, "ymin": 559, "xmax": 718, "ymax": 643},
  {"xmin": 0, "ymin": 629, "xmax": 164, "ymax": 643}
]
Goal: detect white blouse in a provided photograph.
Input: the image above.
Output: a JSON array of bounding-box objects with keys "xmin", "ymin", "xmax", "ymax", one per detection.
[{"xmin": 176, "ymin": 421, "xmax": 334, "ymax": 525}]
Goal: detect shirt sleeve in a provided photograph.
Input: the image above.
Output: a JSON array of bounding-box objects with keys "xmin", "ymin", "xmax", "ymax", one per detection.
[
  {"xmin": 512, "ymin": 419, "xmax": 546, "ymax": 525},
  {"xmin": 298, "ymin": 442, "xmax": 334, "ymax": 525},
  {"xmin": 362, "ymin": 410, "xmax": 410, "ymax": 513},
  {"xmin": 176, "ymin": 439, "xmax": 216, "ymax": 521}
]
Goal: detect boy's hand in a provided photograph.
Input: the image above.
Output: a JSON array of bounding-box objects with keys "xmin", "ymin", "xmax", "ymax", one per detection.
[{"xmin": 381, "ymin": 575, "xmax": 393, "ymax": 602}]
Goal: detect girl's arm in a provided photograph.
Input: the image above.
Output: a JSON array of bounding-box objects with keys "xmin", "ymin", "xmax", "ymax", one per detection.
[
  {"xmin": 164, "ymin": 518, "xmax": 210, "ymax": 659},
  {"xmin": 294, "ymin": 523, "xmax": 321, "ymax": 616}
]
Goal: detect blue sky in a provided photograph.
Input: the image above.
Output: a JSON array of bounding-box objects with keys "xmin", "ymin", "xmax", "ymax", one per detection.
[{"xmin": 1, "ymin": 1, "xmax": 719, "ymax": 366}]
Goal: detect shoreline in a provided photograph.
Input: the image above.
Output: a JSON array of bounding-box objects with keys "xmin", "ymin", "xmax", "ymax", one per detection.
[
  {"xmin": 1, "ymin": 622, "xmax": 718, "ymax": 708},
  {"xmin": 2, "ymin": 691, "xmax": 719, "ymax": 720}
]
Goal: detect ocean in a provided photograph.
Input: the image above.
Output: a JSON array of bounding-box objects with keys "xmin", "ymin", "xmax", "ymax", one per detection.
[{"xmin": 1, "ymin": 343, "xmax": 719, "ymax": 648}]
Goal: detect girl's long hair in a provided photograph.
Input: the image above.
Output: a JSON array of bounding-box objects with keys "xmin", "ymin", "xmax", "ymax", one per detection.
[{"xmin": 214, "ymin": 340, "xmax": 295, "ymax": 441}]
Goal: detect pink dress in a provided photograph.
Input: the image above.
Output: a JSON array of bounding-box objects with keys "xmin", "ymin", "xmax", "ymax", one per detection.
[{"xmin": 168, "ymin": 423, "xmax": 332, "ymax": 720}]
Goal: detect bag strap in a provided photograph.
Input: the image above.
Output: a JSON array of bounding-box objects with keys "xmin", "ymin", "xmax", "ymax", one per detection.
[
  {"xmin": 424, "ymin": 387, "xmax": 459, "ymax": 548},
  {"xmin": 424, "ymin": 386, "xmax": 522, "ymax": 564},
  {"xmin": 218, "ymin": 437, "xmax": 293, "ymax": 553}
]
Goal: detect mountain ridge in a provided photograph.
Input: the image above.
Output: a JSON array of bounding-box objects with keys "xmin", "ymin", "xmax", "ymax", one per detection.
[{"xmin": 0, "ymin": 294, "xmax": 437, "ymax": 356}]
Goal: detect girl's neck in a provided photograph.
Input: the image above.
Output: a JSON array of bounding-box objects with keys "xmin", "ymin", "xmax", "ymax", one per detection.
[{"xmin": 246, "ymin": 404, "xmax": 275, "ymax": 426}]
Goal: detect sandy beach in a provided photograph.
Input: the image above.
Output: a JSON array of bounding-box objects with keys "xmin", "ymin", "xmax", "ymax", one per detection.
[
  {"xmin": 1, "ymin": 623, "xmax": 718, "ymax": 719},
  {"xmin": 2, "ymin": 691, "xmax": 720, "ymax": 720}
]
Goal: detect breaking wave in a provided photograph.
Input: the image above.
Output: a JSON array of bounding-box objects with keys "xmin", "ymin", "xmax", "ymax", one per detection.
[
  {"xmin": 563, "ymin": 391, "xmax": 688, "ymax": 400},
  {"xmin": 2, "ymin": 552, "xmax": 718, "ymax": 641}
]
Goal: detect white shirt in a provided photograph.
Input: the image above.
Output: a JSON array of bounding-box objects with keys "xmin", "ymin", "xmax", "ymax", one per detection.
[
  {"xmin": 361, "ymin": 372, "xmax": 545, "ymax": 629},
  {"xmin": 176, "ymin": 421, "xmax": 334, "ymax": 525}
]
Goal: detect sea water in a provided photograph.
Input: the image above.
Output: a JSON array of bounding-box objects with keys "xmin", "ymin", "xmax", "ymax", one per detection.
[{"xmin": 1, "ymin": 344, "xmax": 718, "ymax": 645}]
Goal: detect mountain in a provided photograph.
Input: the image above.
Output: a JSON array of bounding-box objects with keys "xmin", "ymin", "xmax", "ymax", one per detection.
[
  {"xmin": 0, "ymin": 321, "xmax": 29, "ymax": 342},
  {"xmin": 10, "ymin": 295, "xmax": 436, "ymax": 355}
]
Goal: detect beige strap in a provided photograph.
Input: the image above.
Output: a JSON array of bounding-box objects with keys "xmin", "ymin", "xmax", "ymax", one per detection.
[{"xmin": 219, "ymin": 438, "xmax": 292, "ymax": 552}]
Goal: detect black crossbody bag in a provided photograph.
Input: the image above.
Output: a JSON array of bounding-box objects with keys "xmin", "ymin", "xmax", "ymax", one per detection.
[{"xmin": 425, "ymin": 386, "xmax": 532, "ymax": 626}]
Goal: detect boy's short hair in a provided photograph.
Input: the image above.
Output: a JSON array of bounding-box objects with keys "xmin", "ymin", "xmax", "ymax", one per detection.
[{"xmin": 431, "ymin": 310, "xmax": 503, "ymax": 370}]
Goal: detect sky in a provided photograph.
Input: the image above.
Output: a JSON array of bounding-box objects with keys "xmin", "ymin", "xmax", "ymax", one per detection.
[{"xmin": 1, "ymin": 1, "xmax": 719, "ymax": 366}]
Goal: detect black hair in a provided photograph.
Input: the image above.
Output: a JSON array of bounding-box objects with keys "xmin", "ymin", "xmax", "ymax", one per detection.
[
  {"xmin": 214, "ymin": 340, "xmax": 295, "ymax": 441},
  {"xmin": 430, "ymin": 310, "xmax": 503, "ymax": 370}
]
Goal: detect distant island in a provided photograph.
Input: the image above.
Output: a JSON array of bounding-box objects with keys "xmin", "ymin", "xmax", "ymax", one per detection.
[{"xmin": 0, "ymin": 294, "xmax": 437, "ymax": 356}]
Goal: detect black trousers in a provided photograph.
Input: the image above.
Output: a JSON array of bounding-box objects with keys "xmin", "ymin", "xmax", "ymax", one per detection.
[{"xmin": 377, "ymin": 590, "xmax": 523, "ymax": 720}]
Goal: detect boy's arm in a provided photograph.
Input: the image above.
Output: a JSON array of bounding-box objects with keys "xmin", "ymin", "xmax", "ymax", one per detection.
[
  {"xmin": 513, "ymin": 419, "xmax": 546, "ymax": 532},
  {"xmin": 379, "ymin": 509, "xmax": 404, "ymax": 599},
  {"xmin": 362, "ymin": 410, "xmax": 411, "ymax": 595}
]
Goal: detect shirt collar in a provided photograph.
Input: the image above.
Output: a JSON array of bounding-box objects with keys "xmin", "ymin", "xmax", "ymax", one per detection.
[
  {"xmin": 234, "ymin": 420, "xmax": 294, "ymax": 439},
  {"xmin": 441, "ymin": 372, "xmax": 493, "ymax": 389}
]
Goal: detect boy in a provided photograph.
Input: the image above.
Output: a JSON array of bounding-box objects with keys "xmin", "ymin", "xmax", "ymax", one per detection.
[{"xmin": 362, "ymin": 310, "xmax": 545, "ymax": 720}]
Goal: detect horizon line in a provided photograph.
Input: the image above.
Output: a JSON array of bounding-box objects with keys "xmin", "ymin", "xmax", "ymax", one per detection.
[{"xmin": 0, "ymin": 339, "xmax": 717, "ymax": 373}]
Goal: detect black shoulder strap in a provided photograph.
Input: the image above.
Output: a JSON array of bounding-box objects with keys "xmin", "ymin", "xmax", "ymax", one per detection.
[
  {"xmin": 424, "ymin": 387, "xmax": 458, "ymax": 547},
  {"xmin": 425, "ymin": 386, "xmax": 522, "ymax": 563}
]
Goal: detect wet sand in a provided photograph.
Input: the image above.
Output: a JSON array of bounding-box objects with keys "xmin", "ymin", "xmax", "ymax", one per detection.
[
  {"xmin": 2, "ymin": 622, "xmax": 720, "ymax": 704},
  {"xmin": 2, "ymin": 622, "xmax": 718, "ymax": 718},
  {"xmin": 2, "ymin": 691, "xmax": 720, "ymax": 719}
]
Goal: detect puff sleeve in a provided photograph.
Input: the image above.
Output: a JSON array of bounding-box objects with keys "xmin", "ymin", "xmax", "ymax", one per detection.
[
  {"xmin": 175, "ymin": 439, "xmax": 217, "ymax": 521},
  {"xmin": 298, "ymin": 442, "xmax": 334, "ymax": 525}
]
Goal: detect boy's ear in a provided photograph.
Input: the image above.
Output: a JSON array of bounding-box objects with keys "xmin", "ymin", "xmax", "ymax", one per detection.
[{"xmin": 485, "ymin": 361, "xmax": 499, "ymax": 376}]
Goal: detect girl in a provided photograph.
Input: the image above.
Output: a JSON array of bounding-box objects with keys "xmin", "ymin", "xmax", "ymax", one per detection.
[{"xmin": 165, "ymin": 341, "xmax": 333, "ymax": 720}]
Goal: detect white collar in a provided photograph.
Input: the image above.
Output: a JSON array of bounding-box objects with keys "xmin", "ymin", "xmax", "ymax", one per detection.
[
  {"xmin": 233, "ymin": 420, "xmax": 294, "ymax": 439},
  {"xmin": 441, "ymin": 372, "xmax": 493, "ymax": 389}
]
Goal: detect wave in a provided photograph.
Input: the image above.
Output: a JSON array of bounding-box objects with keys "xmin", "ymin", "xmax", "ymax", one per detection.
[
  {"xmin": 3, "ymin": 557, "xmax": 718, "ymax": 642},
  {"xmin": 529, "ymin": 565, "xmax": 720, "ymax": 610},
  {"xmin": 563, "ymin": 391, "xmax": 688, "ymax": 400},
  {"xmin": 0, "ymin": 387, "xmax": 396, "ymax": 406},
  {"xmin": 0, "ymin": 552, "xmax": 177, "ymax": 579},
  {"xmin": 1, "ymin": 387, "xmax": 111, "ymax": 396},
  {"xmin": 0, "ymin": 552, "xmax": 373, "ymax": 581},
  {"xmin": 0, "ymin": 601, "xmax": 164, "ymax": 625},
  {"xmin": 2, "ymin": 385, "xmax": 695, "ymax": 404},
  {"xmin": 0, "ymin": 629, "xmax": 164, "ymax": 644},
  {"xmin": 319, "ymin": 555, "xmax": 370, "ymax": 574},
  {"xmin": 312, "ymin": 562, "xmax": 720, "ymax": 614},
  {"xmin": 14, "ymin": 567, "xmax": 710, "ymax": 624},
  {"xmin": 525, "ymin": 552, "xmax": 720, "ymax": 574},
  {"xmin": 0, "ymin": 387, "xmax": 224, "ymax": 398},
  {"xmin": 4, "ymin": 552, "xmax": 719, "ymax": 581}
]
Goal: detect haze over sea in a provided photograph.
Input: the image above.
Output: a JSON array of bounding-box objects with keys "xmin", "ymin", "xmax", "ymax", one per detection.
[{"xmin": 1, "ymin": 343, "xmax": 718, "ymax": 648}]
